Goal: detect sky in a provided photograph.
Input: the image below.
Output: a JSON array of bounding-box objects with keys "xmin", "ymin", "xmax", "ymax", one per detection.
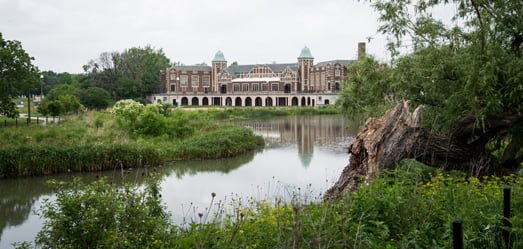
[{"xmin": 0, "ymin": 0, "xmax": 390, "ymax": 73}]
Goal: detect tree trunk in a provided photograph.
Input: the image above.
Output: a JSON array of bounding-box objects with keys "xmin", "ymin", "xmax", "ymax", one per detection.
[{"xmin": 324, "ymin": 101, "xmax": 520, "ymax": 199}]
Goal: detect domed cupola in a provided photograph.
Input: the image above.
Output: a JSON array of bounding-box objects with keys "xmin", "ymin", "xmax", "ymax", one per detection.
[
  {"xmin": 212, "ymin": 50, "xmax": 226, "ymax": 62},
  {"xmin": 298, "ymin": 46, "xmax": 313, "ymax": 59}
]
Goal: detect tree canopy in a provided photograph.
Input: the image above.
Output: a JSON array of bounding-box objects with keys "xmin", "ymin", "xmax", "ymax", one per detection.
[
  {"xmin": 83, "ymin": 46, "xmax": 170, "ymax": 102},
  {"xmin": 340, "ymin": 0, "xmax": 523, "ymax": 169},
  {"xmin": 0, "ymin": 32, "xmax": 40, "ymax": 117}
]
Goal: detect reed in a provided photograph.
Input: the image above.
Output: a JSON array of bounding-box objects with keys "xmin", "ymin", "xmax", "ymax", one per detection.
[{"xmin": 0, "ymin": 110, "xmax": 265, "ymax": 178}]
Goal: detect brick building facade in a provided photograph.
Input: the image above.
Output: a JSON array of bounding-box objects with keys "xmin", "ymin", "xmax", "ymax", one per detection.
[{"xmin": 151, "ymin": 43, "xmax": 365, "ymax": 107}]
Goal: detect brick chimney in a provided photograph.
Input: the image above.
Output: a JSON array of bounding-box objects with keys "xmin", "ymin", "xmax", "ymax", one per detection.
[{"xmin": 358, "ymin": 42, "xmax": 366, "ymax": 60}]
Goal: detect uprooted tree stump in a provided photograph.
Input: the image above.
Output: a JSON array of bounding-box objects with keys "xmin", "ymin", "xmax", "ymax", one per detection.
[{"xmin": 325, "ymin": 101, "xmax": 523, "ymax": 199}]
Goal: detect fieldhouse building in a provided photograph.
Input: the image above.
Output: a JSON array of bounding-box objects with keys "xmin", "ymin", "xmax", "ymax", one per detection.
[{"xmin": 149, "ymin": 43, "xmax": 366, "ymax": 107}]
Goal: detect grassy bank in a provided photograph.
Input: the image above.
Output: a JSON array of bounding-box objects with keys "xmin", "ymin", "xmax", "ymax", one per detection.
[
  {"xmin": 0, "ymin": 109, "xmax": 264, "ymax": 178},
  {"xmin": 27, "ymin": 160, "xmax": 523, "ymax": 248},
  {"xmin": 206, "ymin": 106, "xmax": 341, "ymax": 120}
]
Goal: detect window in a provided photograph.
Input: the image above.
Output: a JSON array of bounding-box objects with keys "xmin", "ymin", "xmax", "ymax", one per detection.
[
  {"xmin": 170, "ymin": 84, "xmax": 176, "ymax": 92},
  {"xmin": 271, "ymin": 84, "xmax": 279, "ymax": 91},
  {"xmin": 170, "ymin": 74, "xmax": 176, "ymax": 80},
  {"xmin": 180, "ymin": 75, "xmax": 188, "ymax": 86},
  {"xmin": 233, "ymin": 83, "xmax": 240, "ymax": 92},
  {"xmin": 335, "ymin": 69, "xmax": 341, "ymax": 77},
  {"xmin": 252, "ymin": 83, "xmax": 259, "ymax": 91},
  {"xmin": 191, "ymin": 75, "xmax": 199, "ymax": 87},
  {"xmin": 242, "ymin": 84, "xmax": 249, "ymax": 92},
  {"xmin": 262, "ymin": 84, "xmax": 269, "ymax": 91},
  {"xmin": 202, "ymin": 76, "xmax": 210, "ymax": 86}
]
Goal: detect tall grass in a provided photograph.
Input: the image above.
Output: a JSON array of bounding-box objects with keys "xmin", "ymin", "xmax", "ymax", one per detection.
[
  {"xmin": 207, "ymin": 106, "xmax": 341, "ymax": 120},
  {"xmin": 0, "ymin": 111, "xmax": 264, "ymax": 178},
  {"xmin": 26, "ymin": 160, "xmax": 523, "ymax": 248}
]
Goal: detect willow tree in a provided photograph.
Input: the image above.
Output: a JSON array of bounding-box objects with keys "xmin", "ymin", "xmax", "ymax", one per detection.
[{"xmin": 330, "ymin": 0, "xmax": 523, "ymax": 196}]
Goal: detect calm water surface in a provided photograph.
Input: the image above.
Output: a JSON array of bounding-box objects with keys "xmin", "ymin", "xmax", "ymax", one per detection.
[{"xmin": 0, "ymin": 115, "xmax": 355, "ymax": 248}]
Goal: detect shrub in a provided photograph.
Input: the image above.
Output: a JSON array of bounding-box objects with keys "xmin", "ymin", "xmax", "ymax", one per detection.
[
  {"xmin": 36, "ymin": 178, "xmax": 175, "ymax": 249},
  {"xmin": 80, "ymin": 87, "xmax": 112, "ymax": 110},
  {"xmin": 112, "ymin": 99, "xmax": 144, "ymax": 122}
]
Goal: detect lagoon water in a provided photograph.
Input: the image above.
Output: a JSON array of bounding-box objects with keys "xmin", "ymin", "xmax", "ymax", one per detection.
[{"xmin": 0, "ymin": 115, "xmax": 355, "ymax": 248}]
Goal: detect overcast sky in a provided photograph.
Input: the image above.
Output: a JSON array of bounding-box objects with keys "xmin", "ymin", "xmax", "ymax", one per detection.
[{"xmin": 1, "ymin": 0, "xmax": 391, "ymax": 73}]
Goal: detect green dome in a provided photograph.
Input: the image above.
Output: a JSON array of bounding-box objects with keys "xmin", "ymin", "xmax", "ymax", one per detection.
[
  {"xmin": 298, "ymin": 46, "xmax": 313, "ymax": 59},
  {"xmin": 212, "ymin": 50, "xmax": 226, "ymax": 62}
]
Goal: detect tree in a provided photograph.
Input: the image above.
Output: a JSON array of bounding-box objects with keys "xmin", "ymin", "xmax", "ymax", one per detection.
[
  {"xmin": 79, "ymin": 87, "xmax": 112, "ymax": 110},
  {"xmin": 333, "ymin": 0, "xmax": 523, "ymax": 194},
  {"xmin": 46, "ymin": 84, "xmax": 80, "ymax": 100},
  {"xmin": 83, "ymin": 46, "xmax": 170, "ymax": 101},
  {"xmin": 39, "ymin": 84, "xmax": 83, "ymax": 116},
  {"xmin": 39, "ymin": 71, "xmax": 87, "ymax": 95},
  {"xmin": 0, "ymin": 32, "xmax": 40, "ymax": 117}
]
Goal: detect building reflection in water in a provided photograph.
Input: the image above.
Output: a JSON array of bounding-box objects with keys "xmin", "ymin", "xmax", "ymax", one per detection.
[{"xmin": 242, "ymin": 115, "xmax": 352, "ymax": 167}]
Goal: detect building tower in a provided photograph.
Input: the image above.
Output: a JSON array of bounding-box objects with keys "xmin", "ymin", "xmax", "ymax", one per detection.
[
  {"xmin": 298, "ymin": 46, "xmax": 313, "ymax": 91},
  {"xmin": 212, "ymin": 50, "xmax": 227, "ymax": 92}
]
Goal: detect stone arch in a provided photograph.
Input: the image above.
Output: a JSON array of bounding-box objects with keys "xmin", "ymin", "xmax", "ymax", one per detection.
[
  {"xmin": 202, "ymin": 97, "xmax": 209, "ymax": 106},
  {"xmin": 301, "ymin": 97, "xmax": 306, "ymax": 106},
  {"xmin": 235, "ymin": 97, "xmax": 242, "ymax": 106},
  {"xmin": 245, "ymin": 97, "xmax": 252, "ymax": 106},
  {"xmin": 312, "ymin": 99, "xmax": 315, "ymax": 107},
  {"xmin": 225, "ymin": 97, "xmax": 232, "ymax": 106},
  {"xmin": 255, "ymin": 97, "xmax": 263, "ymax": 106},
  {"xmin": 307, "ymin": 97, "xmax": 311, "ymax": 106},
  {"xmin": 265, "ymin": 97, "xmax": 273, "ymax": 107},
  {"xmin": 292, "ymin": 97, "xmax": 299, "ymax": 106},
  {"xmin": 181, "ymin": 97, "xmax": 189, "ymax": 106},
  {"xmin": 324, "ymin": 99, "xmax": 330, "ymax": 105},
  {"xmin": 191, "ymin": 97, "xmax": 199, "ymax": 106}
]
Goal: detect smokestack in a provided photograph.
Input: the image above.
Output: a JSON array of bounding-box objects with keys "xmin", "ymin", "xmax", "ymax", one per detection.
[{"xmin": 358, "ymin": 42, "xmax": 366, "ymax": 60}]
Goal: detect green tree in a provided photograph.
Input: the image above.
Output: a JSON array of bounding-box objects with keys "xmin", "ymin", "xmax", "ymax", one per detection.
[
  {"xmin": 39, "ymin": 85, "xmax": 83, "ymax": 116},
  {"xmin": 84, "ymin": 46, "xmax": 170, "ymax": 101},
  {"xmin": 46, "ymin": 84, "xmax": 80, "ymax": 100},
  {"xmin": 0, "ymin": 32, "xmax": 40, "ymax": 117},
  {"xmin": 79, "ymin": 87, "xmax": 112, "ymax": 110},
  {"xmin": 340, "ymin": 0, "xmax": 523, "ymax": 171}
]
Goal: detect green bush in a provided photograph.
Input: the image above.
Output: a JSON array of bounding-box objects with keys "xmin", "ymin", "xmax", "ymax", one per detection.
[
  {"xmin": 36, "ymin": 178, "xmax": 174, "ymax": 249},
  {"xmin": 174, "ymin": 127, "xmax": 264, "ymax": 159},
  {"xmin": 80, "ymin": 87, "xmax": 112, "ymax": 110}
]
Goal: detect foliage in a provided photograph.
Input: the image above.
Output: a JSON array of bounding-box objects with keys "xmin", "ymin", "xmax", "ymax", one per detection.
[
  {"xmin": 0, "ymin": 109, "xmax": 264, "ymax": 177},
  {"xmin": 0, "ymin": 99, "xmax": 19, "ymax": 118},
  {"xmin": 339, "ymin": 0, "xmax": 523, "ymax": 166},
  {"xmin": 36, "ymin": 177, "xmax": 174, "ymax": 249},
  {"xmin": 112, "ymin": 99, "xmax": 145, "ymax": 122},
  {"xmin": 174, "ymin": 127, "xmax": 264, "ymax": 159},
  {"xmin": 80, "ymin": 87, "xmax": 112, "ymax": 110},
  {"xmin": 0, "ymin": 32, "xmax": 40, "ymax": 117},
  {"xmin": 25, "ymin": 160, "xmax": 523, "ymax": 248},
  {"xmin": 337, "ymin": 57, "xmax": 393, "ymax": 117},
  {"xmin": 45, "ymin": 84, "xmax": 80, "ymax": 101},
  {"xmin": 207, "ymin": 106, "xmax": 340, "ymax": 120},
  {"xmin": 112, "ymin": 100, "xmax": 196, "ymax": 138},
  {"xmin": 83, "ymin": 46, "xmax": 170, "ymax": 101},
  {"xmin": 39, "ymin": 71, "xmax": 87, "ymax": 95},
  {"xmin": 39, "ymin": 94, "xmax": 82, "ymax": 116},
  {"xmin": 38, "ymin": 84, "xmax": 83, "ymax": 116}
]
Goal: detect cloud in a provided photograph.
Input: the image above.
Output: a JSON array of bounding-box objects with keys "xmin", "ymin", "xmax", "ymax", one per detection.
[{"xmin": 0, "ymin": 0, "xmax": 388, "ymax": 73}]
